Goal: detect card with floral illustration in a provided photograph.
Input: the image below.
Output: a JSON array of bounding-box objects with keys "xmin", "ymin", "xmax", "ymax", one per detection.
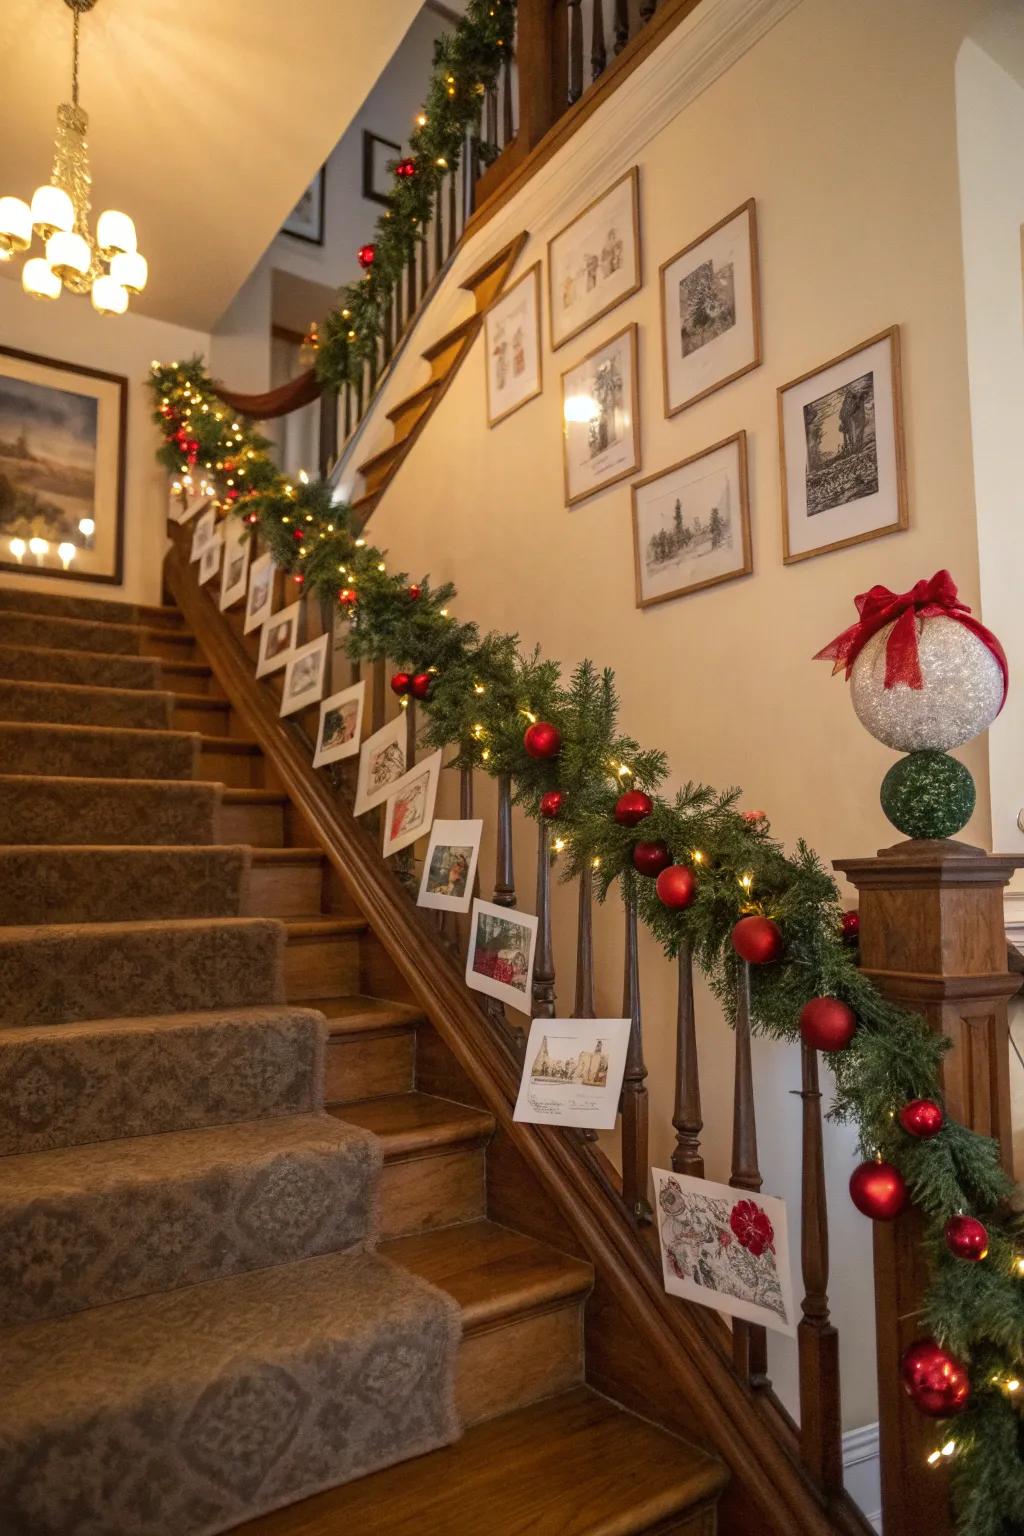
[{"xmin": 652, "ymin": 1169, "xmax": 796, "ymax": 1337}]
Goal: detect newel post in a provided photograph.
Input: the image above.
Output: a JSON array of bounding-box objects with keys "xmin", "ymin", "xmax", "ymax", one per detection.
[
  {"xmin": 514, "ymin": 0, "xmax": 566, "ymax": 151},
  {"xmin": 834, "ymin": 838, "xmax": 1023, "ymax": 1536}
]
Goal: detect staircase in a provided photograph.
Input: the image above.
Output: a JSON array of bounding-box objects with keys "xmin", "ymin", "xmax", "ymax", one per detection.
[{"xmin": 0, "ymin": 582, "xmax": 726, "ymax": 1535}]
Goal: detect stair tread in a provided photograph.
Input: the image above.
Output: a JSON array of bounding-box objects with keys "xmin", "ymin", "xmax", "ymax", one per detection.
[
  {"xmin": 223, "ymin": 786, "xmax": 287, "ymax": 803},
  {"xmin": 358, "ymin": 438, "xmax": 407, "ymax": 477},
  {"xmin": 0, "ymin": 913, "xmax": 279, "ymax": 943},
  {"xmin": 421, "ymin": 312, "xmax": 479, "ymax": 362},
  {"xmin": 0, "ymin": 717, "xmax": 193, "ymax": 742},
  {"xmin": 0, "ymin": 1001, "xmax": 325, "ymax": 1049},
  {"xmin": 0, "ymin": 676, "xmax": 173, "ymax": 704},
  {"xmin": 0, "ymin": 643, "xmax": 204, "ymax": 678},
  {"xmin": 331, "ymin": 1091, "xmax": 494, "ymax": 1156},
  {"xmin": 318, "ymin": 995, "xmax": 424, "ymax": 1035},
  {"xmin": 232, "ymin": 1386, "xmax": 727, "ymax": 1536},
  {"xmin": 0, "ymin": 607, "xmax": 194, "ymax": 645},
  {"xmin": 385, "ymin": 377, "xmax": 441, "ymax": 422},
  {"xmin": 285, "ymin": 916, "xmax": 367, "ymax": 937}
]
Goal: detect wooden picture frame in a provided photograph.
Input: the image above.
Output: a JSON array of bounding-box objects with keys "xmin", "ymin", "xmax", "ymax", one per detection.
[
  {"xmin": 485, "ymin": 262, "xmax": 543, "ymax": 427},
  {"xmin": 561, "ymin": 322, "xmax": 641, "ymax": 507},
  {"xmin": 778, "ymin": 326, "xmax": 907, "ymax": 565},
  {"xmin": 548, "ymin": 167, "xmax": 641, "ymax": 351},
  {"xmin": 362, "ymin": 131, "xmax": 402, "ymax": 206},
  {"xmin": 282, "ymin": 166, "xmax": 326, "ymax": 245},
  {"xmin": 660, "ymin": 199, "xmax": 762, "ymax": 418},
  {"xmin": 631, "ymin": 432, "xmax": 752, "ymax": 609},
  {"xmin": 0, "ymin": 344, "xmax": 126, "ymax": 585}
]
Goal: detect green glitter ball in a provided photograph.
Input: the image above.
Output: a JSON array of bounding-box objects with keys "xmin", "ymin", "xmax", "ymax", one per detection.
[{"xmin": 880, "ymin": 750, "xmax": 976, "ymax": 839}]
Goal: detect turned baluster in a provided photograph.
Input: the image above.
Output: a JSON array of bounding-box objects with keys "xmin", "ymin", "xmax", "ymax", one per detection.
[
  {"xmin": 434, "ymin": 187, "xmax": 444, "ymax": 272},
  {"xmin": 486, "ymin": 81, "xmax": 498, "ymax": 146},
  {"xmin": 639, "ymin": 0, "xmax": 658, "ymax": 24},
  {"xmin": 502, "ymin": 50, "xmax": 514, "ymax": 143},
  {"xmin": 568, "ymin": 0, "xmax": 584, "ymax": 102},
  {"xmin": 448, "ymin": 168, "xmax": 458, "ymax": 256},
  {"xmin": 620, "ymin": 892, "xmax": 651, "ymax": 1223},
  {"xmin": 406, "ymin": 246, "xmax": 417, "ymax": 326},
  {"xmin": 591, "ymin": 0, "xmax": 607, "ymax": 80},
  {"xmin": 573, "ymin": 861, "xmax": 595, "ymax": 1018},
  {"xmin": 343, "ymin": 383, "xmax": 352, "ymax": 439},
  {"xmin": 798, "ymin": 1041, "xmax": 843, "ymax": 1491},
  {"xmin": 420, "ymin": 230, "xmax": 429, "ymax": 301},
  {"xmin": 404, "ymin": 698, "xmax": 417, "ymax": 768},
  {"xmin": 355, "ymin": 369, "xmax": 365, "ymax": 424},
  {"xmin": 532, "ymin": 820, "xmax": 556, "ymax": 1017},
  {"xmin": 613, "ymin": 0, "xmax": 629, "ymax": 54},
  {"xmin": 492, "ymin": 772, "xmax": 516, "ymax": 907},
  {"xmin": 319, "ymin": 597, "xmax": 338, "ymax": 697},
  {"xmin": 371, "ymin": 657, "xmax": 387, "ymax": 733},
  {"xmin": 730, "ymin": 958, "xmax": 768, "ymax": 1386},
  {"xmin": 671, "ymin": 941, "xmax": 704, "ymax": 1176}
]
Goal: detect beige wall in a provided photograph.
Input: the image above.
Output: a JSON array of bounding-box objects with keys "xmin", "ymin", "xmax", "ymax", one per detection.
[{"xmin": 370, "ymin": 0, "xmax": 991, "ymax": 1435}]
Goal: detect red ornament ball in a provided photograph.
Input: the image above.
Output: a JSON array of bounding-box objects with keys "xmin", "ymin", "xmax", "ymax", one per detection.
[
  {"xmin": 731, "ymin": 915, "xmax": 783, "ymax": 965},
  {"xmin": 407, "ymin": 584, "xmax": 422, "ymax": 600},
  {"xmin": 338, "ymin": 587, "xmax": 357, "ymax": 609},
  {"xmin": 357, "ymin": 243, "xmax": 376, "ymax": 269},
  {"xmin": 945, "ymin": 1214, "xmax": 989, "ymax": 1263},
  {"xmin": 614, "ymin": 790, "xmax": 653, "ymax": 827},
  {"xmin": 394, "ymin": 157, "xmax": 417, "ymax": 178},
  {"xmin": 293, "ymin": 573, "xmax": 305, "ymax": 587},
  {"xmin": 900, "ymin": 1338, "xmax": 972, "ymax": 1418},
  {"xmin": 524, "ymin": 721, "xmax": 562, "ymax": 760},
  {"xmin": 632, "ymin": 840, "xmax": 672, "ymax": 877},
  {"xmin": 849, "ymin": 1160, "xmax": 908, "ymax": 1221},
  {"xmin": 540, "ymin": 790, "xmax": 565, "ymax": 820},
  {"xmin": 390, "ymin": 671, "xmax": 412, "ymax": 696},
  {"xmin": 742, "ymin": 809, "xmax": 766, "ymax": 825},
  {"xmin": 898, "ymin": 1099, "xmax": 944, "ymax": 1139},
  {"xmin": 655, "ymin": 864, "xmax": 697, "ymax": 910},
  {"xmin": 410, "ymin": 671, "xmax": 433, "ymax": 701},
  {"xmin": 292, "ymin": 527, "xmax": 304, "ymax": 541},
  {"xmin": 840, "ymin": 910, "xmax": 860, "ymax": 945},
  {"xmin": 799, "ymin": 996, "xmax": 857, "ymax": 1052}
]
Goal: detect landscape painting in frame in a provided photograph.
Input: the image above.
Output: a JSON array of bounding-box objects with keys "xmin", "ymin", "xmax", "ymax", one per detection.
[
  {"xmin": 313, "ymin": 679, "xmax": 365, "ymax": 769},
  {"xmin": 417, "ymin": 818, "xmax": 483, "ymax": 914},
  {"xmin": 0, "ymin": 346, "xmax": 126, "ymax": 583},
  {"xmin": 382, "ymin": 750, "xmax": 443, "ymax": 858},
  {"xmin": 485, "ymin": 262, "xmax": 543, "ymax": 427},
  {"xmin": 631, "ymin": 432, "xmax": 752, "ymax": 608},
  {"xmin": 353, "ymin": 714, "xmax": 407, "ymax": 816},
  {"xmin": 653, "ymin": 1168, "xmax": 797, "ymax": 1338},
  {"xmin": 514, "ymin": 1017, "xmax": 630, "ymax": 1131},
  {"xmin": 548, "ymin": 167, "xmax": 641, "ymax": 351},
  {"xmin": 660, "ymin": 199, "xmax": 761, "ymax": 417},
  {"xmin": 465, "ymin": 898, "xmax": 538, "ymax": 1014},
  {"xmin": 778, "ymin": 326, "xmax": 906, "ymax": 564},
  {"xmin": 561, "ymin": 323, "xmax": 640, "ymax": 507}
]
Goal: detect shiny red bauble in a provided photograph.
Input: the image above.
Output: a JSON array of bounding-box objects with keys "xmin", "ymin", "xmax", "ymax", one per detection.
[
  {"xmin": 840, "ymin": 910, "xmax": 860, "ymax": 944},
  {"xmin": 799, "ymin": 996, "xmax": 857, "ymax": 1052},
  {"xmin": 655, "ymin": 865, "xmax": 697, "ymax": 910},
  {"xmin": 410, "ymin": 672, "xmax": 433, "ymax": 700},
  {"xmin": 731, "ymin": 915, "xmax": 783, "ymax": 965},
  {"xmin": 849, "ymin": 1159, "xmax": 908, "ymax": 1221},
  {"xmin": 292, "ymin": 527, "xmax": 304, "ymax": 541},
  {"xmin": 945, "ymin": 1214, "xmax": 989, "ymax": 1263},
  {"xmin": 394, "ymin": 157, "xmax": 417, "ymax": 178},
  {"xmin": 357, "ymin": 243, "xmax": 376, "ymax": 269},
  {"xmin": 632, "ymin": 840, "xmax": 672, "ymax": 878},
  {"xmin": 523, "ymin": 721, "xmax": 561, "ymax": 760},
  {"xmin": 390, "ymin": 671, "xmax": 412, "ymax": 696},
  {"xmin": 900, "ymin": 1338, "xmax": 972, "ymax": 1418},
  {"xmin": 338, "ymin": 587, "xmax": 357, "ymax": 608},
  {"xmin": 407, "ymin": 583, "xmax": 422, "ymax": 600},
  {"xmin": 614, "ymin": 790, "xmax": 653, "ymax": 826},
  {"xmin": 898, "ymin": 1098, "xmax": 944, "ymax": 1139},
  {"xmin": 540, "ymin": 790, "xmax": 565, "ymax": 820}
]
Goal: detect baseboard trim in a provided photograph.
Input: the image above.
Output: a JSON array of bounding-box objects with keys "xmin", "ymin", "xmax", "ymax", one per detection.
[{"xmin": 843, "ymin": 1422, "xmax": 882, "ymax": 1532}]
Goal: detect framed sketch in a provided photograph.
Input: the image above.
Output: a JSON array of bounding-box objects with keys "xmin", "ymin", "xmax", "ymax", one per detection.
[
  {"xmin": 354, "ymin": 714, "xmax": 407, "ymax": 816},
  {"xmin": 362, "ymin": 130, "xmax": 402, "ymax": 206},
  {"xmin": 0, "ymin": 345, "xmax": 126, "ymax": 585},
  {"xmin": 382, "ymin": 750, "xmax": 443, "ymax": 858},
  {"xmin": 313, "ymin": 679, "xmax": 366, "ymax": 768},
  {"xmin": 255, "ymin": 600, "xmax": 300, "ymax": 678},
  {"xmin": 466, "ymin": 899, "xmax": 539, "ymax": 1014},
  {"xmin": 282, "ymin": 165, "xmax": 325, "ymax": 245},
  {"xmin": 417, "ymin": 818, "xmax": 483, "ymax": 913},
  {"xmin": 660, "ymin": 199, "xmax": 761, "ymax": 417},
  {"xmin": 485, "ymin": 263, "xmax": 542, "ymax": 426},
  {"xmin": 281, "ymin": 633, "xmax": 329, "ymax": 718},
  {"xmin": 514, "ymin": 1017, "xmax": 630, "ymax": 1131},
  {"xmin": 548, "ymin": 168, "xmax": 640, "ymax": 351},
  {"xmin": 244, "ymin": 552, "xmax": 275, "ymax": 634},
  {"xmin": 778, "ymin": 326, "xmax": 907, "ymax": 565},
  {"xmin": 219, "ymin": 523, "xmax": 250, "ymax": 611},
  {"xmin": 654, "ymin": 1169, "xmax": 796, "ymax": 1338},
  {"xmin": 190, "ymin": 507, "xmax": 216, "ymax": 563},
  {"xmin": 631, "ymin": 432, "xmax": 752, "ymax": 608},
  {"xmin": 561, "ymin": 322, "xmax": 640, "ymax": 507},
  {"xmin": 197, "ymin": 531, "xmax": 222, "ymax": 586}
]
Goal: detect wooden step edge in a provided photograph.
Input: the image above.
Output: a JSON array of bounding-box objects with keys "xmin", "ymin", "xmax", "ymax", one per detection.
[
  {"xmin": 357, "ymin": 437, "xmax": 407, "ymax": 480},
  {"xmin": 330, "ymin": 1090, "xmax": 495, "ymax": 1159},
  {"xmin": 459, "ymin": 229, "xmax": 530, "ymax": 299},
  {"xmin": 0, "ymin": 676, "xmax": 175, "ymax": 706},
  {"xmin": 198, "ymin": 733, "xmax": 259, "ymax": 754},
  {"xmin": 318, "ymin": 995, "xmax": 424, "ymax": 1036},
  {"xmin": 385, "ymin": 377, "xmax": 442, "ymax": 424},
  {"xmin": 250, "ymin": 847, "xmax": 324, "ymax": 865},
  {"xmin": 140, "ymin": 625, "xmax": 195, "ymax": 646},
  {"xmin": 158, "ymin": 658, "xmax": 213, "ymax": 677},
  {"xmin": 420, "ymin": 312, "xmax": 480, "ymax": 363},
  {"xmin": 0, "ymin": 718, "xmax": 191, "ymax": 743},
  {"xmin": 284, "ymin": 917, "xmax": 368, "ymax": 939},
  {"xmin": 173, "ymin": 690, "xmax": 229, "ymax": 711},
  {"xmin": 220, "ymin": 787, "xmax": 286, "ymax": 805}
]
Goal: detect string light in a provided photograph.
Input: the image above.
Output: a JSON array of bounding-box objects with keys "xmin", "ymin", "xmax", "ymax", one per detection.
[
  {"xmin": 473, "ymin": 683, "xmax": 486, "ymax": 695},
  {"xmin": 738, "ymin": 871, "xmax": 755, "ymax": 896},
  {"xmin": 552, "ymin": 836, "xmax": 567, "ymax": 854},
  {"xmin": 692, "ymin": 850, "xmax": 706, "ymax": 866},
  {"xmin": 521, "ymin": 708, "xmax": 537, "ymax": 723},
  {"xmin": 592, "ymin": 856, "xmax": 602, "ymax": 869},
  {"xmin": 927, "ymin": 1440, "xmax": 958, "ymax": 1466}
]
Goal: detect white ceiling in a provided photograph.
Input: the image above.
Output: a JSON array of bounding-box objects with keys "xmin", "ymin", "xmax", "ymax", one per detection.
[{"xmin": 0, "ymin": 0, "xmax": 423, "ymax": 330}]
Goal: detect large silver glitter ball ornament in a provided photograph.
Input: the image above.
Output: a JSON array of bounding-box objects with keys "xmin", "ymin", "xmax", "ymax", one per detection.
[{"xmin": 850, "ymin": 616, "xmax": 1003, "ymax": 752}]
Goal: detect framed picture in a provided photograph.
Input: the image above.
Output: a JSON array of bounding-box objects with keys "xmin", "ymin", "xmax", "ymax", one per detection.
[
  {"xmin": 514, "ymin": 1017, "xmax": 630, "ymax": 1131},
  {"xmin": 417, "ymin": 818, "xmax": 483, "ymax": 913},
  {"xmin": 244, "ymin": 552, "xmax": 275, "ymax": 634},
  {"xmin": 653, "ymin": 1169, "xmax": 796, "ymax": 1339},
  {"xmin": 281, "ymin": 633, "xmax": 329, "ymax": 718},
  {"xmin": 561, "ymin": 322, "xmax": 640, "ymax": 507},
  {"xmin": 197, "ymin": 531, "xmax": 222, "ymax": 586},
  {"xmin": 282, "ymin": 165, "xmax": 325, "ymax": 245},
  {"xmin": 466, "ymin": 899, "xmax": 539, "ymax": 1014},
  {"xmin": 485, "ymin": 263, "xmax": 543, "ymax": 427},
  {"xmin": 382, "ymin": 750, "xmax": 443, "ymax": 858},
  {"xmin": 255, "ymin": 600, "xmax": 300, "ymax": 678},
  {"xmin": 0, "ymin": 345, "xmax": 126, "ymax": 585},
  {"xmin": 660, "ymin": 199, "xmax": 761, "ymax": 417},
  {"xmin": 219, "ymin": 523, "xmax": 250, "ymax": 611},
  {"xmin": 313, "ymin": 680, "xmax": 366, "ymax": 768},
  {"xmin": 190, "ymin": 507, "xmax": 216, "ymax": 563},
  {"xmin": 778, "ymin": 326, "xmax": 907, "ymax": 565},
  {"xmin": 353, "ymin": 714, "xmax": 407, "ymax": 816},
  {"xmin": 548, "ymin": 167, "xmax": 641, "ymax": 351},
  {"xmin": 631, "ymin": 432, "xmax": 752, "ymax": 608},
  {"xmin": 169, "ymin": 472, "xmax": 213, "ymax": 526},
  {"xmin": 362, "ymin": 130, "xmax": 402, "ymax": 206}
]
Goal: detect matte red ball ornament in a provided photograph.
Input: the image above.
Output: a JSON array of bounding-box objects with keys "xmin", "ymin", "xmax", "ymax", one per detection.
[
  {"xmin": 407, "ymin": 584, "xmax": 422, "ymax": 601},
  {"xmin": 614, "ymin": 790, "xmax": 653, "ymax": 827},
  {"xmin": 900, "ymin": 1338, "xmax": 972, "ymax": 1418},
  {"xmin": 840, "ymin": 910, "xmax": 860, "ymax": 945},
  {"xmin": 898, "ymin": 1099, "xmax": 944, "ymax": 1139},
  {"xmin": 357, "ymin": 243, "xmax": 376, "ymax": 269},
  {"xmin": 394, "ymin": 157, "xmax": 417, "ymax": 178},
  {"xmin": 292, "ymin": 528, "xmax": 304, "ymax": 541},
  {"xmin": 731, "ymin": 915, "xmax": 783, "ymax": 965},
  {"xmin": 390, "ymin": 671, "xmax": 412, "ymax": 697},
  {"xmin": 523, "ymin": 721, "xmax": 561, "ymax": 760},
  {"xmin": 293, "ymin": 573, "xmax": 305, "ymax": 587},
  {"xmin": 338, "ymin": 587, "xmax": 357, "ymax": 609},
  {"xmin": 945, "ymin": 1214, "xmax": 989, "ymax": 1263},
  {"xmin": 632, "ymin": 840, "xmax": 672, "ymax": 877},
  {"xmin": 799, "ymin": 997, "xmax": 857, "ymax": 1052},
  {"xmin": 849, "ymin": 1160, "xmax": 907, "ymax": 1221},
  {"xmin": 410, "ymin": 672, "xmax": 433, "ymax": 701},
  {"xmin": 655, "ymin": 865, "xmax": 697, "ymax": 910},
  {"xmin": 540, "ymin": 790, "xmax": 565, "ymax": 820}
]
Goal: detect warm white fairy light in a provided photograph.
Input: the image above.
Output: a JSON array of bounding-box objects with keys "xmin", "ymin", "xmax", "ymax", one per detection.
[
  {"xmin": 57, "ymin": 541, "xmax": 76, "ymax": 569},
  {"xmin": 8, "ymin": 537, "xmax": 25, "ymax": 563}
]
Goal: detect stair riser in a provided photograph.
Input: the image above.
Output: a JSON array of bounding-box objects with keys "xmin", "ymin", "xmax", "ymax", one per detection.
[
  {"xmin": 242, "ymin": 859, "xmax": 324, "ymax": 918},
  {"xmin": 284, "ymin": 932, "xmax": 361, "ymax": 1000},
  {"xmin": 361, "ymin": 454, "xmax": 402, "ymax": 497},
  {"xmin": 219, "ymin": 800, "xmax": 286, "ymax": 846},
  {"xmin": 457, "ymin": 1303, "xmax": 584, "ymax": 1427},
  {"xmin": 161, "ymin": 664, "xmax": 219, "ymax": 696},
  {"xmin": 388, "ymin": 394, "xmax": 436, "ymax": 439},
  {"xmin": 379, "ymin": 1148, "xmax": 486, "ymax": 1238},
  {"xmin": 427, "ymin": 334, "xmax": 472, "ymax": 381},
  {"xmin": 173, "ymin": 700, "xmax": 234, "ymax": 735},
  {"xmin": 140, "ymin": 632, "xmax": 198, "ymax": 662},
  {"xmin": 325, "ymin": 1031, "xmax": 415, "ymax": 1104},
  {"xmin": 200, "ymin": 744, "xmax": 264, "ymax": 788}
]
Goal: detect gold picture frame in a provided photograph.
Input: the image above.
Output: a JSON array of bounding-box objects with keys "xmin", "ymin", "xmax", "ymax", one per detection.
[
  {"xmin": 560, "ymin": 322, "xmax": 641, "ymax": 508},
  {"xmin": 485, "ymin": 262, "xmax": 543, "ymax": 427},
  {"xmin": 547, "ymin": 167, "xmax": 641, "ymax": 352},
  {"xmin": 631, "ymin": 431, "xmax": 752, "ymax": 609}
]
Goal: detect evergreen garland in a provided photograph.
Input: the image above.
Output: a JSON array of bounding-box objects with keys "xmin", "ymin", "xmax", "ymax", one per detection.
[{"xmin": 151, "ymin": 359, "xmax": 1024, "ymax": 1536}]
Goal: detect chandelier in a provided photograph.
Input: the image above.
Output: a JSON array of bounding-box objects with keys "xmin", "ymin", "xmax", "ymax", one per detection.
[{"xmin": 0, "ymin": 0, "xmax": 147, "ymax": 315}]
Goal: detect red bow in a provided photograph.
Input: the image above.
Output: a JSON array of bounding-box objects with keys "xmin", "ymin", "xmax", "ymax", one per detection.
[{"xmin": 814, "ymin": 569, "xmax": 1008, "ymax": 710}]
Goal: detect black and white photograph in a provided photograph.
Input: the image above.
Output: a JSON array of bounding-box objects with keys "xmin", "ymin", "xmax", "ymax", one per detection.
[
  {"xmin": 561, "ymin": 323, "xmax": 641, "ymax": 506},
  {"xmin": 778, "ymin": 327, "xmax": 906, "ymax": 564},
  {"xmin": 255, "ymin": 600, "xmax": 300, "ymax": 678},
  {"xmin": 281, "ymin": 165, "xmax": 325, "ymax": 245},
  {"xmin": 382, "ymin": 750, "xmax": 443, "ymax": 858},
  {"xmin": 190, "ymin": 507, "xmax": 216, "ymax": 563},
  {"xmin": 353, "ymin": 714, "xmax": 407, "ymax": 816},
  {"xmin": 197, "ymin": 529, "xmax": 222, "ymax": 586},
  {"xmin": 514, "ymin": 1017, "xmax": 630, "ymax": 1130},
  {"xmin": 485, "ymin": 262, "xmax": 543, "ymax": 427},
  {"xmin": 280, "ymin": 633, "xmax": 329, "ymax": 718},
  {"xmin": 244, "ymin": 551, "xmax": 275, "ymax": 634},
  {"xmin": 631, "ymin": 432, "xmax": 752, "ymax": 608},
  {"xmin": 465, "ymin": 898, "xmax": 539, "ymax": 1014},
  {"xmin": 548, "ymin": 168, "xmax": 641, "ymax": 351},
  {"xmin": 362, "ymin": 130, "xmax": 402, "ymax": 206},
  {"xmin": 660, "ymin": 200, "xmax": 761, "ymax": 417},
  {"xmin": 313, "ymin": 679, "xmax": 366, "ymax": 768},
  {"xmin": 417, "ymin": 818, "xmax": 483, "ymax": 914},
  {"xmin": 219, "ymin": 522, "xmax": 250, "ymax": 611}
]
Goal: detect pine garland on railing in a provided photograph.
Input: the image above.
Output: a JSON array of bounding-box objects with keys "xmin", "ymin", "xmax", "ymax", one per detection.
[{"xmin": 151, "ymin": 359, "xmax": 1024, "ymax": 1536}]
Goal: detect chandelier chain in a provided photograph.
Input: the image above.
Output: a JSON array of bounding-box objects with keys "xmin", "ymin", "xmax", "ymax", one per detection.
[{"xmin": 72, "ymin": 5, "xmax": 80, "ymax": 106}]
